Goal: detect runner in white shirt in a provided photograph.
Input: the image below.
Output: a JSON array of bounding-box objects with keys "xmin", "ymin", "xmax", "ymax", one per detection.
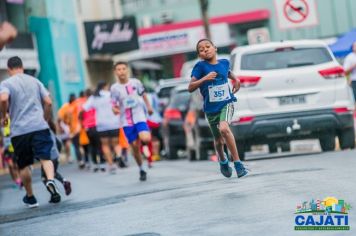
[
  {"xmin": 83, "ymin": 81, "xmax": 122, "ymax": 174},
  {"xmin": 111, "ymin": 61, "xmax": 153, "ymax": 181},
  {"xmin": 344, "ymin": 41, "xmax": 356, "ymax": 105}
]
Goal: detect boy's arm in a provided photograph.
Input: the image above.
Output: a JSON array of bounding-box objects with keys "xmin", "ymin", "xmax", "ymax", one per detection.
[
  {"xmin": 228, "ymin": 70, "xmax": 241, "ymax": 93},
  {"xmin": 188, "ymin": 72, "xmax": 217, "ymax": 92},
  {"xmin": 0, "ymin": 93, "xmax": 9, "ymax": 126},
  {"xmin": 142, "ymin": 93, "xmax": 153, "ymax": 115},
  {"xmin": 42, "ymin": 95, "xmax": 53, "ymax": 122},
  {"xmin": 110, "ymin": 86, "xmax": 121, "ymax": 115}
]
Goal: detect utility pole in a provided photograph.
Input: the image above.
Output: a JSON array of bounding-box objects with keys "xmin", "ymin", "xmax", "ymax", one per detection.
[{"xmin": 199, "ymin": 0, "xmax": 211, "ymax": 40}]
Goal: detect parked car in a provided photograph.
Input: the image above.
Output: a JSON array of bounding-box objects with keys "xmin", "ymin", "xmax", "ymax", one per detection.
[
  {"xmin": 229, "ymin": 40, "xmax": 355, "ymax": 160},
  {"xmin": 155, "ymin": 78, "xmax": 190, "ymax": 114},
  {"xmin": 162, "ymin": 84, "xmax": 190, "ymax": 159},
  {"xmin": 184, "ymin": 90, "xmax": 214, "ymax": 161}
]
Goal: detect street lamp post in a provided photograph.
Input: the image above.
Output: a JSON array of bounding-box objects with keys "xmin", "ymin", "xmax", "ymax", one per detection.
[{"xmin": 199, "ymin": 0, "xmax": 211, "ymax": 40}]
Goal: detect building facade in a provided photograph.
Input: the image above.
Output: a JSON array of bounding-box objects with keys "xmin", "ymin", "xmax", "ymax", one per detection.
[
  {"xmin": 0, "ymin": 0, "xmax": 40, "ymax": 82},
  {"xmin": 75, "ymin": 0, "xmax": 123, "ymax": 87},
  {"xmin": 0, "ymin": 0, "xmax": 86, "ymax": 109},
  {"xmin": 28, "ymin": 0, "xmax": 86, "ymax": 109}
]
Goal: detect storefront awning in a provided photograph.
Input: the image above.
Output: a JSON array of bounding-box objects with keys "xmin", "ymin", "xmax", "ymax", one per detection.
[
  {"xmin": 138, "ymin": 9, "xmax": 270, "ymax": 35},
  {"xmin": 114, "ymin": 9, "xmax": 270, "ymax": 61}
]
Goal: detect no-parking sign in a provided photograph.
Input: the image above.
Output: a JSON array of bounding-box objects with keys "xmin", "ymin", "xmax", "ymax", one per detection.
[{"xmin": 274, "ymin": 0, "xmax": 318, "ymax": 29}]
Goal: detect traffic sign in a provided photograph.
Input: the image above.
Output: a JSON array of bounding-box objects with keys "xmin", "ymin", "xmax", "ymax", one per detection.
[{"xmin": 274, "ymin": 0, "xmax": 318, "ymax": 29}]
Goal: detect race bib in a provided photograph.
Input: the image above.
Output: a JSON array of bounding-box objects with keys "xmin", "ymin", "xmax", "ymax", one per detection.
[
  {"xmin": 208, "ymin": 83, "xmax": 231, "ymax": 102},
  {"xmin": 123, "ymin": 96, "xmax": 138, "ymax": 108}
]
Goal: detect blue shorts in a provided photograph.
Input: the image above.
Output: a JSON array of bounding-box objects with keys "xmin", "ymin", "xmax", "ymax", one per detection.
[
  {"xmin": 123, "ymin": 122, "xmax": 150, "ymax": 144},
  {"xmin": 11, "ymin": 129, "xmax": 53, "ymax": 169}
]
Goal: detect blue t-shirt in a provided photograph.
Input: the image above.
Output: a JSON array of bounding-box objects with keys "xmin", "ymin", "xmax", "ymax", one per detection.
[{"xmin": 191, "ymin": 59, "xmax": 236, "ymax": 114}]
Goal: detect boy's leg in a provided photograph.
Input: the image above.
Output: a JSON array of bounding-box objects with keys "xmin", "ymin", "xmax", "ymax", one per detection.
[
  {"xmin": 123, "ymin": 125, "xmax": 147, "ymax": 181},
  {"xmin": 20, "ymin": 166, "xmax": 34, "ymax": 196},
  {"xmin": 206, "ymin": 114, "xmax": 227, "ymax": 161},
  {"xmin": 111, "ymin": 136, "xmax": 126, "ymax": 168},
  {"xmin": 214, "ymin": 136, "xmax": 226, "ymax": 161},
  {"xmin": 52, "ymin": 159, "xmax": 64, "ymax": 183},
  {"xmin": 64, "ymin": 140, "xmax": 72, "ymax": 163},
  {"xmin": 41, "ymin": 165, "xmax": 47, "ymax": 184},
  {"xmin": 100, "ymin": 137, "xmax": 113, "ymax": 166},
  {"xmin": 71, "ymin": 134, "xmax": 83, "ymax": 167},
  {"xmin": 41, "ymin": 159, "xmax": 55, "ymax": 180},
  {"xmin": 217, "ymin": 104, "xmax": 248, "ymax": 178},
  {"xmin": 206, "ymin": 113, "xmax": 232, "ymax": 178},
  {"xmin": 138, "ymin": 131, "xmax": 151, "ymax": 144},
  {"xmin": 131, "ymin": 140, "xmax": 143, "ymax": 167},
  {"xmin": 53, "ymin": 158, "xmax": 71, "ymax": 195},
  {"xmin": 218, "ymin": 121, "xmax": 240, "ymax": 162}
]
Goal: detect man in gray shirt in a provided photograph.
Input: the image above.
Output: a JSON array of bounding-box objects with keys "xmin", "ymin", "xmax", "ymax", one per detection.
[{"xmin": 0, "ymin": 56, "xmax": 61, "ymax": 207}]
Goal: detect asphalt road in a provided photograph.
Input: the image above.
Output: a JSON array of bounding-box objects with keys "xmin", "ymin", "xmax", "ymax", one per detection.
[{"xmin": 0, "ymin": 144, "xmax": 355, "ymax": 236}]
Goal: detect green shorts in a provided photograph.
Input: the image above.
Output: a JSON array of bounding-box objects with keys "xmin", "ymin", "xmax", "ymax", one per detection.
[{"xmin": 206, "ymin": 103, "xmax": 235, "ymax": 138}]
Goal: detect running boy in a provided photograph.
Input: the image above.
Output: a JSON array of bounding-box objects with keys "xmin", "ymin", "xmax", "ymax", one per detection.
[
  {"xmin": 110, "ymin": 61, "xmax": 153, "ymax": 181},
  {"xmin": 188, "ymin": 39, "xmax": 248, "ymax": 178}
]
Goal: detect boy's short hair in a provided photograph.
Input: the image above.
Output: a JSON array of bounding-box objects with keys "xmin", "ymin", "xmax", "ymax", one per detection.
[
  {"xmin": 113, "ymin": 61, "xmax": 129, "ymax": 69},
  {"xmin": 196, "ymin": 38, "xmax": 215, "ymax": 53},
  {"xmin": 7, "ymin": 56, "xmax": 23, "ymax": 69}
]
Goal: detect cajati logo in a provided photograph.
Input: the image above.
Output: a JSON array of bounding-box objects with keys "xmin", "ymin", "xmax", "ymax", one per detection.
[{"xmin": 294, "ymin": 197, "xmax": 351, "ymax": 231}]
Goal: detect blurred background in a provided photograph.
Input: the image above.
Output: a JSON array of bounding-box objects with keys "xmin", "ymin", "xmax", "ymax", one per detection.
[
  {"xmin": 1, "ymin": 0, "xmax": 355, "ymax": 110},
  {"xmin": 0, "ymin": 0, "xmax": 356, "ymax": 162}
]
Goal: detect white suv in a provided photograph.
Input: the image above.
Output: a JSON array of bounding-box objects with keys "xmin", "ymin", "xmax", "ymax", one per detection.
[{"xmin": 230, "ymin": 40, "xmax": 355, "ymax": 160}]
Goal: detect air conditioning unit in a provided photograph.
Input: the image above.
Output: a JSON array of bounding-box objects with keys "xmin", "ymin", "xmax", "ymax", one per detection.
[{"xmin": 160, "ymin": 11, "xmax": 174, "ymax": 24}]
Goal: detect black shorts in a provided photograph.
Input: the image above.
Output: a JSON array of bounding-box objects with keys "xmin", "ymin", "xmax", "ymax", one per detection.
[
  {"xmin": 11, "ymin": 129, "xmax": 53, "ymax": 169},
  {"xmin": 98, "ymin": 129, "xmax": 120, "ymax": 138}
]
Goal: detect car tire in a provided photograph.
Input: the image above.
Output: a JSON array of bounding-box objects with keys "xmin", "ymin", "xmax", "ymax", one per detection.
[
  {"xmin": 268, "ymin": 143, "xmax": 278, "ymax": 153},
  {"xmin": 338, "ymin": 128, "xmax": 355, "ymax": 150},
  {"xmin": 236, "ymin": 141, "xmax": 245, "ymax": 161},
  {"xmin": 281, "ymin": 142, "xmax": 291, "ymax": 152},
  {"xmin": 319, "ymin": 133, "xmax": 335, "ymax": 152},
  {"xmin": 194, "ymin": 141, "xmax": 208, "ymax": 160},
  {"xmin": 167, "ymin": 144, "xmax": 179, "ymax": 159},
  {"xmin": 188, "ymin": 149, "xmax": 197, "ymax": 161}
]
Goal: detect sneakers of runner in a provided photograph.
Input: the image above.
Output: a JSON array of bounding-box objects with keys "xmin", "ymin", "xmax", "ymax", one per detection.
[
  {"xmin": 46, "ymin": 180, "xmax": 61, "ymax": 203},
  {"xmin": 79, "ymin": 161, "xmax": 85, "ymax": 169},
  {"xmin": 117, "ymin": 157, "xmax": 127, "ymax": 168},
  {"xmin": 139, "ymin": 170, "xmax": 147, "ymax": 181},
  {"xmin": 219, "ymin": 153, "xmax": 232, "ymax": 178},
  {"xmin": 234, "ymin": 161, "xmax": 249, "ymax": 178},
  {"xmin": 109, "ymin": 166, "xmax": 116, "ymax": 175},
  {"xmin": 63, "ymin": 180, "xmax": 72, "ymax": 196},
  {"xmin": 23, "ymin": 195, "xmax": 39, "ymax": 208}
]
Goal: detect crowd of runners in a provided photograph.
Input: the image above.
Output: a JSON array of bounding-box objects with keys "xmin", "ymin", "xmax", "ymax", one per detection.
[
  {"xmin": 0, "ymin": 39, "xmax": 249, "ymax": 209},
  {"xmin": 0, "ymin": 58, "xmax": 162, "ymax": 207}
]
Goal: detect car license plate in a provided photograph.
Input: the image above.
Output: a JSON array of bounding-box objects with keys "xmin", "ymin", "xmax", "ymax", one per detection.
[{"xmin": 279, "ymin": 95, "xmax": 306, "ymax": 105}]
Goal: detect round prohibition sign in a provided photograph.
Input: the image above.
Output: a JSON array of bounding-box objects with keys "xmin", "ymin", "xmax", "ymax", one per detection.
[{"xmin": 283, "ymin": 0, "xmax": 309, "ymax": 23}]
